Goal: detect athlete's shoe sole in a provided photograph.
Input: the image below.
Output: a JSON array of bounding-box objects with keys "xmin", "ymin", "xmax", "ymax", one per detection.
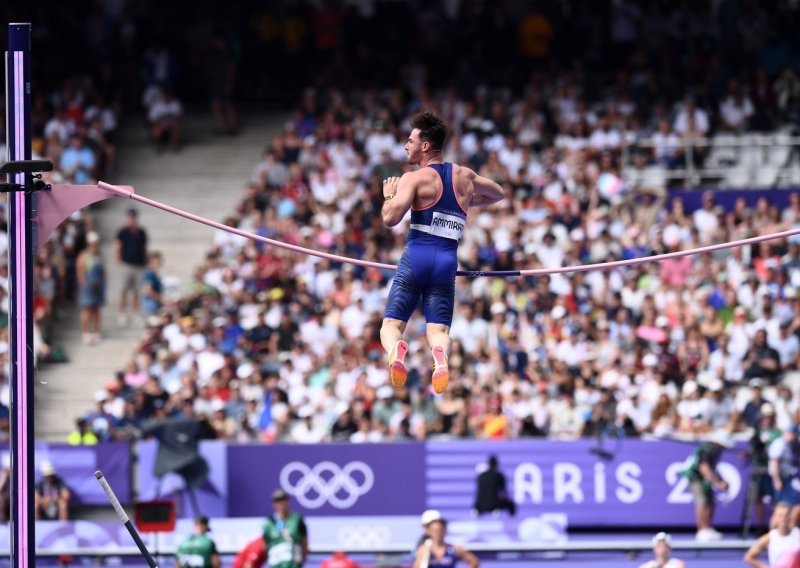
[
  {"xmin": 431, "ymin": 345, "xmax": 450, "ymax": 394},
  {"xmin": 388, "ymin": 340, "xmax": 409, "ymax": 389}
]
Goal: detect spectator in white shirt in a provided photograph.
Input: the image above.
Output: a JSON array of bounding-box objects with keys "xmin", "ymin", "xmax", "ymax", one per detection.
[
  {"xmin": 147, "ymin": 88, "xmax": 182, "ymax": 151},
  {"xmin": 692, "ymin": 191, "xmax": 720, "ymax": 244},
  {"xmin": 450, "ymin": 304, "xmax": 489, "ymax": 354},
  {"xmin": 549, "ymin": 391, "xmax": 584, "ymax": 440},
  {"xmin": 651, "ymin": 118, "xmax": 683, "ymax": 168},
  {"xmin": 364, "ymin": 120, "xmax": 396, "ymax": 165},
  {"xmin": 44, "ymin": 107, "xmax": 74, "ymax": 145},
  {"xmin": 673, "ymin": 98, "xmax": 710, "ymax": 136},
  {"xmin": 705, "ymin": 380, "xmax": 734, "ymax": 431},
  {"xmin": 704, "ymin": 335, "xmax": 743, "ymax": 384},
  {"xmin": 289, "ymin": 406, "xmax": 328, "ymax": 443},
  {"xmin": 770, "ymin": 320, "xmax": 800, "ymax": 372},
  {"xmin": 588, "ymin": 114, "xmax": 622, "ymax": 153},
  {"xmin": 719, "ymin": 79, "xmax": 754, "ymax": 132}
]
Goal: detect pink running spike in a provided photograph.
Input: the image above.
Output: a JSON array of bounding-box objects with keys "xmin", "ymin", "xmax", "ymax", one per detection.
[
  {"xmin": 389, "ymin": 340, "xmax": 409, "ymax": 389},
  {"xmin": 431, "ymin": 346, "xmax": 450, "ymax": 394}
]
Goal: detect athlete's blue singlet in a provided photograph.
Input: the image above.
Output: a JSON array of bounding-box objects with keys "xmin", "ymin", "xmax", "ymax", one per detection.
[
  {"xmin": 426, "ymin": 544, "xmax": 459, "ymax": 568},
  {"xmin": 384, "ymin": 163, "xmax": 467, "ymax": 326}
]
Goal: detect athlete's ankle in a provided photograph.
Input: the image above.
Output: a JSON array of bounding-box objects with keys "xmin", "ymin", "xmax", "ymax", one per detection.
[{"xmin": 431, "ymin": 345, "xmax": 448, "ymax": 367}]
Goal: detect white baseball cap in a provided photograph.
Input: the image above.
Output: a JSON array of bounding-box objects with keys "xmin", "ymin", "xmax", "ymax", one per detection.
[
  {"xmin": 421, "ymin": 509, "xmax": 444, "ymax": 526},
  {"xmin": 40, "ymin": 461, "xmax": 56, "ymax": 476},
  {"xmin": 652, "ymin": 532, "xmax": 671, "ymax": 546}
]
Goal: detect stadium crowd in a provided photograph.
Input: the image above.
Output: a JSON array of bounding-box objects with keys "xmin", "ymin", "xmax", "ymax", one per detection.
[
  {"xmin": 0, "ymin": 0, "xmax": 212, "ymax": 442},
  {"xmin": 86, "ymin": 96, "xmax": 800, "ymax": 447},
  {"xmin": 0, "ymin": 71, "xmax": 122, "ymax": 442},
  {"xmin": 22, "ymin": 0, "xmax": 795, "ymax": 446}
]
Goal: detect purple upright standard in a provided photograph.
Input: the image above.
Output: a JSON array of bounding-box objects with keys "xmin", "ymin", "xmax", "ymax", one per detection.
[{"xmin": 5, "ymin": 22, "xmax": 35, "ymax": 568}]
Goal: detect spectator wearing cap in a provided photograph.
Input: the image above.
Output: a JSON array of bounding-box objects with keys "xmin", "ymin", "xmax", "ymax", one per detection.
[
  {"xmin": 747, "ymin": 403, "xmax": 782, "ymax": 529},
  {"xmin": 414, "ymin": 509, "xmax": 479, "ymax": 568},
  {"xmin": 705, "ymin": 379, "xmax": 734, "ymax": 432},
  {"xmin": 175, "ymin": 515, "xmax": 220, "ymax": 568},
  {"xmin": 34, "ymin": 461, "xmax": 70, "ymax": 521},
  {"xmin": 740, "ymin": 379, "xmax": 768, "ymax": 429},
  {"xmin": 83, "ymin": 389, "xmax": 117, "ymax": 441},
  {"xmin": 744, "ymin": 501, "xmax": 800, "ymax": 568},
  {"xmin": 263, "ymin": 489, "xmax": 308, "ymax": 568},
  {"xmin": 676, "ymin": 381, "xmax": 704, "ymax": 435},
  {"xmin": 76, "ymin": 231, "xmax": 105, "ymax": 345},
  {"xmin": 682, "ymin": 430, "xmax": 732, "ymax": 541},
  {"xmin": 768, "ymin": 424, "xmax": 800, "ymax": 527},
  {"xmin": 639, "ymin": 531, "xmax": 685, "ymax": 568},
  {"xmin": 115, "ymin": 208, "xmax": 148, "ymax": 326}
]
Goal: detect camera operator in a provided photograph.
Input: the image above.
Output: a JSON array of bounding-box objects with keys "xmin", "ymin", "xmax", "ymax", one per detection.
[{"xmin": 744, "ymin": 403, "xmax": 782, "ymax": 531}]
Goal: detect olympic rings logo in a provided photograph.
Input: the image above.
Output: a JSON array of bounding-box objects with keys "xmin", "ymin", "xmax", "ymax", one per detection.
[
  {"xmin": 336, "ymin": 524, "xmax": 392, "ymax": 547},
  {"xmin": 279, "ymin": 461, "xmax": 375, "ymax": 509}
]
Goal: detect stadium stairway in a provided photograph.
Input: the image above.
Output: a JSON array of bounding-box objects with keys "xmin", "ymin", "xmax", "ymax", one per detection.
[{"xmin": 34, "ymin": 111, "xmax": 287, "ymax": 441}]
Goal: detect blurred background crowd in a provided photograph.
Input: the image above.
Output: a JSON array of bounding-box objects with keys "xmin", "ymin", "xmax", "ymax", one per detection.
[
  {"xmin": 56, "ymin": 0, "xmax": 800, "ymax": 448},
  {"xmin": 0, "ymin": 0, "xmax": 800, "ymax": 449}
]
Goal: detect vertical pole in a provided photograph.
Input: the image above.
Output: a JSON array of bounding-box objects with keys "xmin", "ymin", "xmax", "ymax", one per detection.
[{"xmin": 5, "ymin": 22, "xmax": 34, "ymax": 567}]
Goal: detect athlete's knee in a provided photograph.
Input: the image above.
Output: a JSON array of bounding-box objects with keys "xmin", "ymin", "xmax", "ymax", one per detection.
[
  {"xmin": 382, "ymin": 318, "xmax": 407, "ymax": 334},
  {"xmin": 426, "ymin": 322, "xmax": 450, "ymax": 341}
]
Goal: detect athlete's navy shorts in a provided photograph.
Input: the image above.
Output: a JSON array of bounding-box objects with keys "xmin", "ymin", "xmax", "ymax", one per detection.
[{"xmin": 384, "ymin": 237, "xmax": 457, "ymax": 326}]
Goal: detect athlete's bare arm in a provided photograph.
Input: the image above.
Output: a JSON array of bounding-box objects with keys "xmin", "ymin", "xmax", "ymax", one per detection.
[
  {"xmin": 743, "ymin": 532, "xmax": 769, "ymax": 568},
  {"xmin": 461, "ymin": 167, "xmax": 505, "ymax": 207},
  {"xmin": 382, "ymin": 172, "xmax": 419, "ymax": 227},
  {"xmin": 454, "ymin": 545, "xmax": 480, "ymax": 568}
]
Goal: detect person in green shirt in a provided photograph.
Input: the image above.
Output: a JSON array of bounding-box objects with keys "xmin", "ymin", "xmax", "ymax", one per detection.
[
  {"xmin": 175, "ymin": 515, "xmax": 221, "ymax": 568},
  {"xmin": 262, "ymin": 489, "xmax": 308, "ymax": 568}
]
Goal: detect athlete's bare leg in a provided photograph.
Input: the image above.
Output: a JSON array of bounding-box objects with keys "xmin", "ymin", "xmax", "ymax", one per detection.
[
  {"xmin": 381, "ymin": 318, "xmax": 409, "ymax": 388},
  {"xmin": 426, "ymin": 323, "xmax": 450, "ymax": 394}
]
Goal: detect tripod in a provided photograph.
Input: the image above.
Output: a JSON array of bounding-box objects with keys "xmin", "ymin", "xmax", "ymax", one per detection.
[{"xmin": 741, "ymin": 463, "xmax": 769, "ymax": 538}]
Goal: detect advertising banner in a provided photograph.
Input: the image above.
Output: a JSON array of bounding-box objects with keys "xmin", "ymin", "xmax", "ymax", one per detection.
[
  {"xmin": 134, "ymin": 439, "xmax": 751, "ymax": 528},
  {"xmin": 226, "ymin": 443, "xmax": 427, "ymax": 517},
  {"xmin": 1, "ymin": 443, "xmax": 131, "ymax": 505},
  {"xmin": 426, "ymin": 440, "xmax": 749, "ymax": 528}
]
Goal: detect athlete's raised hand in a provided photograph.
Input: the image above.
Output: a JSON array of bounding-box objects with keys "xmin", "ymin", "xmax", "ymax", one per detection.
[{"xmin": 383, "ymin": 176, "xmax": 400, "ymax": 200}]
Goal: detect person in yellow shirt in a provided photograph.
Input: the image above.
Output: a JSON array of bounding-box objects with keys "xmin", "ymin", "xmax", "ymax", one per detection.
[{"xmin": 67, "ymin": 417, "xmax": 99, "ymax": 446}]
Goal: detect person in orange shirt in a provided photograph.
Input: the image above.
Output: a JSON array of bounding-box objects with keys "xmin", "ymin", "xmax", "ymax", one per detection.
[{"xmin": 482, "ymin": 396, "xmax": 509, "ymax": 440}]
